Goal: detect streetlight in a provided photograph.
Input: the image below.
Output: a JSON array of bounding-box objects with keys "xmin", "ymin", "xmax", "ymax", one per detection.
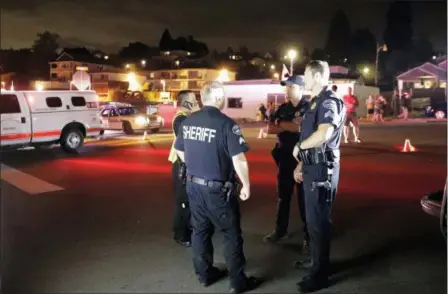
[
  {"xmin": 35, "ymin": 81, "xmax": 44, "ymax": 91},
  {"xmin": 270, "ymin": 64, "xmax": 276, "ymax": 71},
  {"xmin": 375, "ymin": 43, "xmax": 388, "ymax": 85},
  {"xmin": 125, "ymin": 64, "xmax": 130, "ymax": 69},
  {"xmin": 175, "ymin": 60, "xmax": 180, "ymax": 67},
  {"xmin": 216, "ymin": 69, "xmax": 230, "ymax": 83},
  {"xmin": 432, "ymin": 55, "xmax": 437, "ymax": 60},
  {"xmin": 363, "ymin": 67, "xmax": 370, "ymax": 74},
  {"xmin": 104, "ymin": 55, "xmax": 109, "ymax": 60},
  {"xmin": 141, "ymin": 59, "xmax": 146, "ymax": 67},
  {"xmin": 287, "ymin": 49, "xmax": 298, "ymax": 75}
]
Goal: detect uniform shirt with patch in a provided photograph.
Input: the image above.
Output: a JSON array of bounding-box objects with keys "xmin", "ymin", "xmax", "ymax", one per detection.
[
  {"xmin": 270, "ymin": 100, "xmax": 308, "ymax": 149},
  {"xmin": 174, "ymin": 106, "xmax": 249, "ymax": 181},
  {"xmin": 300, "ymin": 89, "xmax": 346, "ymax": 151},
  {"xmin": 173, "ymin": 114, "xmax": 187, "ymax": 137}
]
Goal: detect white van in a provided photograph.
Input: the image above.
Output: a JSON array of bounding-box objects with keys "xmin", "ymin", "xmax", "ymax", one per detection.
[{"xmin": 0, "ymin": 91, "xmax": 102, "ymax": 153}]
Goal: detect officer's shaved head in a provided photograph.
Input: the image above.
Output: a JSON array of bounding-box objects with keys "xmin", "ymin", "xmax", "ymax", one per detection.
[
  {"xmin": 304, "ymin": 60, "xmax": 330, "ymax": 91},
  {"xmin": 178, "ymin": 90, "xmax": 199, "ymax": 112},
  {"xmin": 200, "ymin": 81, "xmax": 225, "ymax": 110}
]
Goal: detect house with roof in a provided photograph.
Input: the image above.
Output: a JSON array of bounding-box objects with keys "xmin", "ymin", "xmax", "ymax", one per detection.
[
  {"xmin": 397, "ymin": 59, "xmax": 447, "ymax": 89},
  {"xmin": 396, "ymin": 57, "xmax": 447, "ymax": 104},
  {"xmin": 49, "ymin": 50, "xmax": 120, "ymax": 83}
]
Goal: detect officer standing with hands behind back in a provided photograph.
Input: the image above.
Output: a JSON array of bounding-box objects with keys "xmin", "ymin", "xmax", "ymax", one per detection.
[
  {"xmin": 168, "ymin": 90, "xmax": 201, "ymax": 247},
  {"xmin": 174, "ymin": 81, "xmax": 261, "ymax": 293},
  {"xmin": 293, "ymin": 60, "xmax": 345, "ymax": 293},
  {"xmin": 263, "ymin": 75, "xmax": 310, "ymax": 254}
]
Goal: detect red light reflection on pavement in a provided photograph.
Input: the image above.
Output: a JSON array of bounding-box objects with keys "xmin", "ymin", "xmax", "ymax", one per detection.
[
  {"xmin": 61, "ymin": 158, "xmax": 170, "ymax": 173},
  {"xmin": 123, "ymin": 148, "xmax": 170, "ymax": 156}
]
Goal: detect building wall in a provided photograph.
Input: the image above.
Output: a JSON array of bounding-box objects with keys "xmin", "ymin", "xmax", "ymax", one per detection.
[
  {"xmin": 147, "ymin": 68, "xmax": 236, "ymax": 92},
  {"xmin": 222, "ymin": 83, "xmax": 285, "ymax": 119},
  {"xmin": 49, "ymin": 61, "xmax": 117, "ymax": 82}
]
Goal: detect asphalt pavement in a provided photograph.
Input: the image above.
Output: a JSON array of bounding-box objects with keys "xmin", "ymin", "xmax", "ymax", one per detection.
[{"xmin": 1, "ymin": 123, "xmax": 447, "ymax": 293}]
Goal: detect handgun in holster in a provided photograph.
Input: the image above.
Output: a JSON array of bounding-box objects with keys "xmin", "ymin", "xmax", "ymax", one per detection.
[
  {"xmin": 178, "ymin": 161, "xmax": 187, "ymax": 185},
  {"xmin": 222, "ymin": 171, "xmax": 242, "ymax": 202},
  {"xmin": 271, "ymin": 144, "xmax": 280, "ymax": 166}
]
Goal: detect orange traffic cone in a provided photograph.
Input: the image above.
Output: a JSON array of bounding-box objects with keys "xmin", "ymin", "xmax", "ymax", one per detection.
[{"xmin": 401, "ymin": 139, "xmax": 416, "ymax": 152}]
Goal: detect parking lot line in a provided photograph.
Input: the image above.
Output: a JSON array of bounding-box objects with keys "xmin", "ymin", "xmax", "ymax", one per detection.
[{"xmin": 0, "ymin": 164, "xmax": 64, "ymax": 195}]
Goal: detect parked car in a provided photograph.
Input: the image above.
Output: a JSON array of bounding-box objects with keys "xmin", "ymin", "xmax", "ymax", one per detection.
[
  {"xmin": 100, "ymin": 103, "xmax": 163, "ymax": 134},
  {"xmin": 420, "ymin": 177, "xmax": 447, "ymax": 239}
]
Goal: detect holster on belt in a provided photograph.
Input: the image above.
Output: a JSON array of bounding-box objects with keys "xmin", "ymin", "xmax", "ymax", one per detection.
[
  {"xmin": 178, "ymin": 161, "xmax": 187, "ymax": 185},
  {"xmin": 271, "ymin": 144, "xmax": 280, "ymax": 166},
  {"xmin": 221, "ymin": 172, "xmax": 242, "ymax": 201},
  {"xmin": 299, "ymin": 147, "xmax": 337, "ymax": 165}
]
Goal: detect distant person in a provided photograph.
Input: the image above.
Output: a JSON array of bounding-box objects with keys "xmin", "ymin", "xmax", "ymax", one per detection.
[
  {"xmin": 366, "ymin": 94, "xmax": 374, "ymax": 120},
  {"xmin": 331, "ymin": 85, "xmax": 338, "ymax": 92},
  {"xmin": 258, "ymin": 103, "xmax": 267, "ymax": 121},
  {"xmin": 342, "ymin": 87, "xmax": 361, "ymax": 143},
  {"xmin": 398, "ymin": 92, "xmax": 411, "ymax": 120},
  {"xmin": 373, "ymin": 95, "xmax": 386, "ymax": 123}
]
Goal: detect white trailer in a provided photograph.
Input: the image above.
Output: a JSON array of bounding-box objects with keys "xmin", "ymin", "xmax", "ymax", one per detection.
[{"xmin": 222, "ymin": 79, "xmax": 380, "ymax": 120}]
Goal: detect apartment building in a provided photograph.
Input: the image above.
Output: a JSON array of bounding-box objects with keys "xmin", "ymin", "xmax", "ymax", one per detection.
[
  {"xmin": 146, "ymin": 68, "xmax": 236, "ymax": 94},
  {"xmin": 49, "ymin": 52, "xmax": 119, "ymax": 83}
]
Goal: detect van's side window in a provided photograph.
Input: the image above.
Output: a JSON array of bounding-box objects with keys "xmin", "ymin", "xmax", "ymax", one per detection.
[
  {"xmin": 46, "ymin": 97, "xmax": 62, "ymax": 108},
  {"xmin": 0, "ymin": 94, "xmax": 21, "ymax": 114},
  {"xmin": 71, "ymin": 96, "xmax": 86, "ymax": 107}
]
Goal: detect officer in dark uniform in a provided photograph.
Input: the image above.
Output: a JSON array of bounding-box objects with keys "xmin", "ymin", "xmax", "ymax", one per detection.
[
  {"xmin": 264, "ymin": 75, "xmax": 310, "ymax": 253},
  {"xmin": 292, "ymin": 60, "xmax": 345, "ymax": 293},
  {"xmin": 174, "ymin": 81, "xmax": 261, "ymax": 293},
  {"xmin": 168, "ymin": 90, "xmax": 201, "ymax": 247}
]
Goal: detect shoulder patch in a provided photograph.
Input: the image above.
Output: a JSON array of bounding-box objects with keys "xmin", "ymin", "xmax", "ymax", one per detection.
[
  {"xmin": 232, "ymin": 124, "xmax": 242, "ymax": 135},
  {"xmin": 322, "ymin": 99, "xmax": 336, "ymax": 110}
]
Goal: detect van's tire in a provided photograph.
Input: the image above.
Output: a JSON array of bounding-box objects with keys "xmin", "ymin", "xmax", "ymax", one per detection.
[
  {"xmin": 123, "ymin": 121, "xmax": 134, "ymax": 135},
  {"xmin": 60, "ymin": 128, "xmax": 84, "ymax": 153}
]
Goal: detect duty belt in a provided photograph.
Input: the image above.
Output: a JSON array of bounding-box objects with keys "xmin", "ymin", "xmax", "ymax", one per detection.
[
  {"xmin": 299, "ymin": 148, "xmax": 339, "ymax": 165},
  {"xmin": 187, "ymin": 175, "xmax": 225, "ymax": 188}
]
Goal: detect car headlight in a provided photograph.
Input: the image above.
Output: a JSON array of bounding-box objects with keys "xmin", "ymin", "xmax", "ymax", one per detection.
[{"xmin": 135, "ymin": 116, "xmax": 148, "ymax": 125}]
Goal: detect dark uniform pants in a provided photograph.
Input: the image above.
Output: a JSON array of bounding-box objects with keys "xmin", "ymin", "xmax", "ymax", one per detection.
[
  {"xmin": 172, "ymin": 160, "xmax": 192, "ymax": 241},
  {"xmin": 186, "ymin": 182, "xmax": 247, "ymax": 288},
  {"xmin": 273, "ymin": 145, "xmax": 308, "ymax": 238},
  {"xmin": 302, "ymin": 161, "xmax": 340, "ymax": 278}
]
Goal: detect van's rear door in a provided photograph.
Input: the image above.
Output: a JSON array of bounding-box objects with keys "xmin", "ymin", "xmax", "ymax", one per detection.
[{"xmin": 0, "ymin": 92, "xmax": 32, "ymax": 146}]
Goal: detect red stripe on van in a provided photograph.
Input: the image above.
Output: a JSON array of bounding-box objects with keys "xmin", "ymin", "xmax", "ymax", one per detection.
[{"xmin": 1, "ymin": 128, "xmax": 101, "ymax": 141}]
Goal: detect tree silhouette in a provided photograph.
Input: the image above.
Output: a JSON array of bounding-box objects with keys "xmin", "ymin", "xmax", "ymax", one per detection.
[
  {"xmin": 31, "ymin": 31, "xmax": 60, "ymax": 79},
  {"xmin": 349, "ymin": 29, "xmax": 377, "ymax": 65},
  {"xmin": 383, "ymin": 1, "xmax": 413, "ymax": 53},
  {"xmin": 159, "ymin": 29, "xmax": 173, "ymax": 51},
  {"xmin": 118, "ymin": 42, "xmax": 151, "ymax": 60},
  {"xmin": 32, "ymin": 31, "xmax": 60, "ymax": 56},
  {"xmin": 324, "ymin": 10, "xmax": 351, "ymax": 64},
  {"xmin": 311, "ymin": 48, "xmax": 328, "ymax": 61},
  {"xmin": 412, "ymin": 35, "xmax": 434, "ymax": 65}
]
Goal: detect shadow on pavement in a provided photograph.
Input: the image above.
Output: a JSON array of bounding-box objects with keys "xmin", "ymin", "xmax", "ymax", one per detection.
[{"xmin": 329, "ymin": 231, "xmax": 446, "ymax": 286}]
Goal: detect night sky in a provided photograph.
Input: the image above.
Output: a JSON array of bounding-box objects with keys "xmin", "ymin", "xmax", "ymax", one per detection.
[{"xmin": 1, "ymin": 0, "xmax": 447, "ymax": 53}]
